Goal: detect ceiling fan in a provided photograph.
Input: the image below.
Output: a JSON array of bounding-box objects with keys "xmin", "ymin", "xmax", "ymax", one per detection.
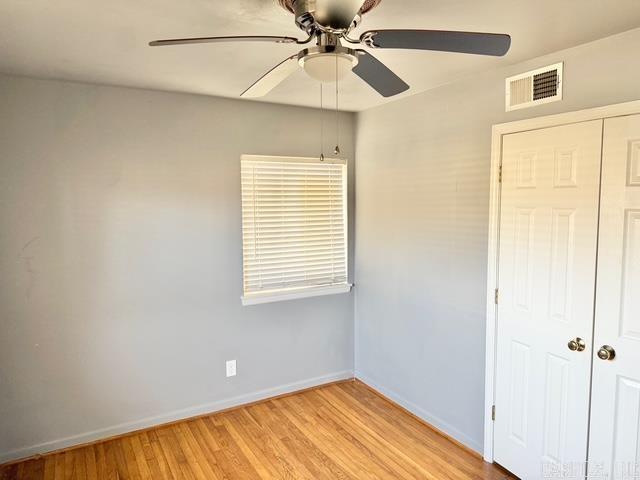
[{"xmin": 149, "ymin": 0, "xmax": 511, "ymax": 98}]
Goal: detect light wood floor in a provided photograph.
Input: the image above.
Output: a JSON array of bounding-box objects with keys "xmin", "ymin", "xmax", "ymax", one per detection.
[{"xmin": 1, "ymin": 380, "xmax": 515, "ymax": 479}]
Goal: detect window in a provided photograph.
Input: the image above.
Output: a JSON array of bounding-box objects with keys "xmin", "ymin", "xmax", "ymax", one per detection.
[{"xmin": 241, "ymin": 155, "xmax": 351, "ymax": 305}]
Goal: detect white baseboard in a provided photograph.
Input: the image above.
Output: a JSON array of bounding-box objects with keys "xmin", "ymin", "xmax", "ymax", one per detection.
[
  {"xmin": 0, "ymin": 370, "xmax": 354, "ymax": 465},
  {"xmin": 355, "ymin": 371, "xmax": 483, "ymax": 454}
]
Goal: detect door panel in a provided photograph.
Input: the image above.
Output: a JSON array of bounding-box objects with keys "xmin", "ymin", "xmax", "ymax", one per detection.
[
  {"xmin": 541, "ymin": 353, "xmax": 569, "ymax": 463},
  {"xmin": 508, "ymin": 340, "xmax": 531, "ymax": 446},
  {"xmin": 588, "ymin": 114, "xmax": 640, "ymax": 479},
  {"xmin": 495, "ymin": 120, "xmax": 603, "ymax": 479},
  {"xmin": 548, "ymin": 208, "xmax": 576, "ymax": 323}
]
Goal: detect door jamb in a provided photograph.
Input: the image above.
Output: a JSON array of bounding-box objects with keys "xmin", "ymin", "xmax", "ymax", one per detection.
[{"xmin": 483, "ymin": 100, "xmax": 640, "ymax": 462}]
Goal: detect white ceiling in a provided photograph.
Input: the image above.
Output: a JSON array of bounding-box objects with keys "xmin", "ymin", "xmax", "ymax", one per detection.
[{"xmin": 1, "ymin": 0, "xmax": 639, "ymax": 111}]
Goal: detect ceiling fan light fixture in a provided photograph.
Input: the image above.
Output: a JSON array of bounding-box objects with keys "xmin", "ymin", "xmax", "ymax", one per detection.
[{"xmin": 299, "ymin": 52, "xmax": 357, "ymax": 83}]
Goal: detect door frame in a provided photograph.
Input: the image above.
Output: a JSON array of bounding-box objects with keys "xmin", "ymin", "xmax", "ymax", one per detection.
[{"xmin": 483, "ymin": 100, "xmax": 640, "ymax": 462}]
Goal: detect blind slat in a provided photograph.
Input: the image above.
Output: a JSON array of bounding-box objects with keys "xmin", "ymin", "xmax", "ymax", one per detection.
[
  {"xmin": 245, "ymin": 275, "xmax": 347, "ymax": 289},
  {"xmin": 242, "ymin": 236, "xmax": 345, "ymax": 248},
  {"xmin": 244, "ymin": 254, "xmax": 345, "ymax": 264},
  {"xmin": 245, "ymin": 272, "xmax": 347, "ymax": 285},
  {"xmin": 244, "ymin": 263, "xmax": 347, "ymax": 276}
]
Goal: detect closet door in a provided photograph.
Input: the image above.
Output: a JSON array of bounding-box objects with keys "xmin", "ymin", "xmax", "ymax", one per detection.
[
  {"xmin": 494, "ymin": 120, "xmax": 603, "ymax": 479},
  {"xmin": 588, "ymin": 114, "xmax": 640, "ymax": 479}
]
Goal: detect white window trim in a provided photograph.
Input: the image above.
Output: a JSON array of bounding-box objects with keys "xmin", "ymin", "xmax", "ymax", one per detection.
[
  {"xmin": 241, "ymin": 283, "xmax": 352, "ymax": 306},
  {"xmin": 240, "ymin": 154, "xmax": 350, "ymax": 305}
]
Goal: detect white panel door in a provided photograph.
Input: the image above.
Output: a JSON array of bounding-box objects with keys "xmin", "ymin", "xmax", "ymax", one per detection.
[
  {"xmin": 494, "ymin": 120, "xmax": 603, "ymax": 479},
  {"xmin": 588, "ymin": 114, "xmax": 640, "ymax": 480}
]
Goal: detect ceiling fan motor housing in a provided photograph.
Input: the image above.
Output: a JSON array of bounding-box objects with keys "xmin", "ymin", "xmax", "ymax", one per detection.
[
  {"xmin": 277, "ymin": 0, "xmax": 382, "ymax": 14},
  {"xmin": 278, "ymin": 0, "xmax": 382, "ymax": 33}
]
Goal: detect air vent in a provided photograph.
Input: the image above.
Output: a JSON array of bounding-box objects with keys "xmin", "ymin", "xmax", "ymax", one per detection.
[{"xmin": 505, "ymin": 63, "xmax": 563, "ymax": 111}]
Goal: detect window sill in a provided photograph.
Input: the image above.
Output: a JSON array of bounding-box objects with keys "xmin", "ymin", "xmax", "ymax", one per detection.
[{"xmin": 241, "ymin": 284, "xmax": 352, "ymax": 306}]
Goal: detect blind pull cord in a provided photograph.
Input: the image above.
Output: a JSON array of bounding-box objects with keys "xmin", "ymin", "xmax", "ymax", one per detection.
[
  {"xmin": 334, "ymin": 54, "xmax": 340, "ymax": 156},
  {"xmin": 319, "ymin": 83, "xmax": 325, "ymax": 162}
]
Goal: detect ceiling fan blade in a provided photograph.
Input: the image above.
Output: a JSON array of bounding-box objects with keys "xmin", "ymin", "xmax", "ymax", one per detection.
[
  {"xmin": 314, "ymin": 0, "xmax": 364, "ymax": 30},
  {"xmin": 241, "ymin": 55, "xmax": 300, "ymax": 98},
  {"xmin": 360, "ymin": 30, "xmax": 511, "ymax": 56},
  {"xmin": 149, "ymin": 35, "xmax": 301, "ymax": 47},
  {"xmin": 352, "ymin": 50, "xmax": 409, "ymax": 98}
]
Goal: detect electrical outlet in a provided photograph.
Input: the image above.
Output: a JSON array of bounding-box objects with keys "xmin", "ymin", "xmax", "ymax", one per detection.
[{"xmin": 226, "ymin": 360, "xmax": 236, "ymax": 377}]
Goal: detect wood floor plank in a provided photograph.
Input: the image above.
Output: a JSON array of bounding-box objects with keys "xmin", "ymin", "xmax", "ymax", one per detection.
[
  {"xmin": 136, "ymin": 432, "xmax": 167, "ymax": 480},
  {"xmin": 121, "ymin": 436, "xmax": 143, "ymax": 480},
  {"xmin": 338, "ymin": 382, "xmax": 489, "ymax": 479},
  {"xmin": 218, "ymin": 413, "xmax": 280, "ymax": 479},
  {"xmin": 63, "ymin": 452, "xmax": 75, "ymax": 480},
  {"xmin": 267, "ymin": 399, "xmax": 356, "ymax": 480},
  {"xmin": 171, "ymin": 423, "xmax": 213, "ymax": 480},
  {"xmin": 73, "ymin": 448, "xmax": 88, "ymax": 480},
  {"xmin": 276, "ymin": 394, "xmax": 405, "ymax": 480},
  {"xmin": 42, "ymin": 457, "xmax": 56, "ymax": 480},
  {"xmin": 2, "ymin": 381, "xmax": 516, "ymax": 479},
  {"xmin": 230, "ymin": 408, "xmax": 315, "ymax": 479},
  {"xmin": 99, "ymin": 442, "xmax": 119, "ymax": 480},
  {"xmin": 317, "ymin": 385, "xmax": 473, "ymax": 479},
  {"xmin": 248, "ymin": 402, "xmax": 352, "ymax": 480},
  {"xmin": 0, "ymin": 464, "xmax": 18, "ymax": 480},
  {"xmin": 153, "ymin": 428, "xmax": 190, "ymax": 480},
  {"xmin": 176, "ymin": 422, "xmax": 223, "ymax": 480},
  {"xmin": 190, "ymin": 418, "xmax": 255, "ymax": 480},
  {"xmin": 201, "ymin": 417, "xmax": 262, "ymax": 480},
  {"xmin": 124, "ymin": 437, "xmax": 150, "ymax": 480},
  {"xmin": 142, "ymin": 431, "xmax": 172, "ymax": 480},
  {"xmin": 17, "ymin": 458, "xmax": 44, "ymax": 480},
  {"xmin": 83, "ymin": 448, "xmax": 97, "ymax": 480},
  {"xmin": 52, "ymin": 454, "xmax": 64, "ymax": 480},
  {"xmin": 91, "ymin": 446, "xmax": 106, "ymax": 480},
  {"xmin": 110, "ymin": 439, "xmax": 133, "ymax": 480},
  {"xmin": 302, "ymin": 389, "xmax": 422, "ymax": 479}
]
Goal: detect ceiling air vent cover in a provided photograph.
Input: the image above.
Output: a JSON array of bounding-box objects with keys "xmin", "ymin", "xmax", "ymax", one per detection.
[{"xmin": 505, "ymin": 62, "xmax": 563, "ymax": 111}]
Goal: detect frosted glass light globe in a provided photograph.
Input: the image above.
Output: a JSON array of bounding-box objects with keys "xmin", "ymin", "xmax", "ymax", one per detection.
[{"xmin": 300, "ymin": 52, "xmax": 356, "ymax": 83}]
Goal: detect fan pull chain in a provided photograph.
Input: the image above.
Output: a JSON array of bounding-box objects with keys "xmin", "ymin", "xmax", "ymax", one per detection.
[
  {"xmin": 334, "ymin": 54, "xmax": 340, "ymax": 156},
  {"xmin": 319, "ymin": 83, "xmax": 324, "ymax": 162}
]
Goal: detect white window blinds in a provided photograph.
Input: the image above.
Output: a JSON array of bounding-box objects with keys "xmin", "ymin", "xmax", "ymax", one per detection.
[{"xmin": 241, "ymin": 155, "xmax": 349, "ymax": 303}]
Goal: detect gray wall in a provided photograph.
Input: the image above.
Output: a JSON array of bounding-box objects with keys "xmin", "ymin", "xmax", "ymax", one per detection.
[
  {"xmin": 354, "ymin": 27, "xmax": 640, "ymax": 452},
  {"xmin": 0, "ymin": 74, "xmax": 356, "ymax": 461}
]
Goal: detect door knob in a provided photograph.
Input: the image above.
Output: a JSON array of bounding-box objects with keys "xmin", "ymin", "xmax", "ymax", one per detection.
[
  {"xmin": 567, "ymin": 337, "xmax": 586, "ymax": 352},
  {"xmin": 597, "ymin": 345, "xmax": 616, "ymax": 361}
]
